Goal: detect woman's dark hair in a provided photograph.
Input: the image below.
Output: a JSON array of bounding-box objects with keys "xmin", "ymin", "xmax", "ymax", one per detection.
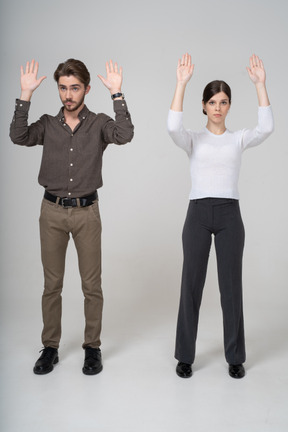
[
  {"xmin": 54, "ymin": 59, "xmax": 90, "ymax": 88},
  {"xmin": 202, "ymin": 80, "xmax": 231, "ymax": 115}
]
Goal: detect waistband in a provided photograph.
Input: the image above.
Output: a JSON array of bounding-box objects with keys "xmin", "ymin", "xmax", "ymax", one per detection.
[
  {"xmin": 44, "ymin": 190, "xmax": 97, "ymax": 208},
  {"xmin": 191, "ymin": 197, "xmax": 238, "ymax": 204}
]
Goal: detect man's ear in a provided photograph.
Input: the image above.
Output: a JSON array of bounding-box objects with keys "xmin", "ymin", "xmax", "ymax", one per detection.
[{"xmin": 85, "ymin": 85, "xmax": 91, "ymax": 95}]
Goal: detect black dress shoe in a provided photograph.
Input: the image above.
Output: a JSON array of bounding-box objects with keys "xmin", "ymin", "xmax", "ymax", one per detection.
[
  {"xmin": 33, "ymin": 347, "xmax": 59, "ymax": 375},
  {"xmin": 82, "ymin": 347, "xmax": 103, "ymax": 375},
  {"xmin": 229, "ymin": 363, "xmax": 245, "ymax": 379},
  {"xmin": 176, "ymin": 362, "xmax": 192, "ymax": 378}
]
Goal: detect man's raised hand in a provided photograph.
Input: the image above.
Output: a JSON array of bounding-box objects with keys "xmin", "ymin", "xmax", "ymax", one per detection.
[
  {"xmin": 20, "ymin": 60, "xmax": 47, "ymax": 101},
  {"xmin": 97, "ymin": 60, "xmax": 123, "ymax": 95}
]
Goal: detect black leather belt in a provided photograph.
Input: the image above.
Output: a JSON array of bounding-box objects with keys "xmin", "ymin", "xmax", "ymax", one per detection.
[{"xmin": 44, "ymin": 190, "xmax": 97, "ymax": 208}]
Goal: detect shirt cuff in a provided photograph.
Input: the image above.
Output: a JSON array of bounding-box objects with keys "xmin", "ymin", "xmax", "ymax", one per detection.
[
  {"xmin": 113, "ymin": 99, "xmax": 128, "ymax": 110},
  {"xmin": 15, "ymin": 99, "xmax": 31, "ymax": 111}
]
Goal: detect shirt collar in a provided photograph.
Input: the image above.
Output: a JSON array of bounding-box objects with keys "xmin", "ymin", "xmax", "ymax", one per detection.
[{"xmin": 56, "ymin": 104, "xmax": 90, "ymax": 122}]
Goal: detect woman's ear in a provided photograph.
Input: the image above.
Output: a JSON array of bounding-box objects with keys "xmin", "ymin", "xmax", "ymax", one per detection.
[{"xmin": 202, "ymin": 101, "xmax": 207, "ymax": 115}]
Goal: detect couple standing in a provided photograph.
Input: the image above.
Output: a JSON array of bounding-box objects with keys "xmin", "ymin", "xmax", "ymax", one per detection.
[{"xmin": 9, "ymin": 53, "xmax": 273, "ymax": 378}]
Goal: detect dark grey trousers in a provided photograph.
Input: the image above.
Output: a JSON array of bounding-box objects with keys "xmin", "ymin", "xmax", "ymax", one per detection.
[{"xmin": 175, "ymin": 198, "xmax": 246, "ymax": 365}]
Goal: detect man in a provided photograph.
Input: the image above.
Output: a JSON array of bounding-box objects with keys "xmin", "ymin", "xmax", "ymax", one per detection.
[{"xmin": 10, "ymin": 58, "xmax": 134, "ymax": 375}]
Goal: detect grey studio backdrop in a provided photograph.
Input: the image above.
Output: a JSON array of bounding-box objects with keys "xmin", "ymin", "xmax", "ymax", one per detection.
[{"xmin": 0, "ymin": 0, "xmax": 287, "ymax": 367}]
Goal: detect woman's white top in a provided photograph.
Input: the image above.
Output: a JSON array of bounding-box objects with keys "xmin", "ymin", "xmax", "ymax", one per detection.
[{"xmin": 167, "ymin": 106, "xmax": 274, "ymax": 200}]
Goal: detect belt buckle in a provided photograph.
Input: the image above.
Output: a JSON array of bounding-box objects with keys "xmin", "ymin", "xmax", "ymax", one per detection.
[{"xmin": 61, "ymin": 197, "xmax": 73, "ymax": 208}]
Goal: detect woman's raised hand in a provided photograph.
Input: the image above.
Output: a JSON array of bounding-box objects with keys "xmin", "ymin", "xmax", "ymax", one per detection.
[
  {"xmin": 246, "ymin": 54, "xmax": 266, "ymax": 85},
  {"xmin": 176, "ymin": 53, "xmax": 194, "ymax": 85},
  {"xmin": 170, "ymin": 53, "xmax": 194, "ymax": 111},
  {"xmin": 247, "ymin": 54, "xmax": 270, "ymax": 106}
]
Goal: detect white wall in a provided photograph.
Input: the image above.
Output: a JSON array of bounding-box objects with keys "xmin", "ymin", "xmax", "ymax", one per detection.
[{"xmin": 1, "ymin": 0, "xmax": 287, "ymax": 346}]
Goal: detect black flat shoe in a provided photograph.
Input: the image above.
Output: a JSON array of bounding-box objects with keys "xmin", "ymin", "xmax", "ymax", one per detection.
[
  {"xmin": 176, "ymin": 361, "xmax": 192, "ymax": 378},
  {"xmin": 229, "ymin": 363, "xmax": 245, "ymax": 379},
  {"xmin": 82, "ymin": 347, "xmax": 103, "ymax": 375},
  {"xmin": 33, "ymin": 347, "xmax": 59, "ymax": 375}
]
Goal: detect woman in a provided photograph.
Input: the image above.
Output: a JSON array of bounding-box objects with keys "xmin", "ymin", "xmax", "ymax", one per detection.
[{"xmin": 167, "ymin": 53, "xmax": 274, "ymax": 379}]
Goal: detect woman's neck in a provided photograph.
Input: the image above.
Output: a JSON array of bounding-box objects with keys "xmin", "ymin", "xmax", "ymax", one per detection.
[{"xmin": 206, "ymin": 120, "xmax": 226, "ymax": 135}]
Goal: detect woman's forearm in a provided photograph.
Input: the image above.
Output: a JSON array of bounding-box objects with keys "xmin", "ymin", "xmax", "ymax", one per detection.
[
  {"xmin": 170, "ymin": 82, "xmax": 188, "ymax": 112},
  {"xmin": 255, "ymin": 82, "xmax": 270, "ymax": 106}
]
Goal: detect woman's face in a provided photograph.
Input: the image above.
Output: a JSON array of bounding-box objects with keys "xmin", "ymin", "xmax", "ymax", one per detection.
[{"xmin": 203, "ymin": 91, "xmax": 230, "ymax": 124}]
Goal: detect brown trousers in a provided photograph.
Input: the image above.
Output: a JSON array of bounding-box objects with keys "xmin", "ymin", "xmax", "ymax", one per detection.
[{"xmin": 39, "ymin": 198, "xmax": 102, "ymax": 349}]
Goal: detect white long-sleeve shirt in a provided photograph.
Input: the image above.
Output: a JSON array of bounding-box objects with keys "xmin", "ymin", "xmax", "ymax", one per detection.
[{"xmin": 167, "ymin": 106, "xmax": 274, "ymax": 200}]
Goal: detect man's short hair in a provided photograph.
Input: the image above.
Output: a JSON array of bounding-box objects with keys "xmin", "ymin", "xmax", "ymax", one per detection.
[{"xmin": 54, "ymin": 59, "xmax": 90, "ymax": 88}]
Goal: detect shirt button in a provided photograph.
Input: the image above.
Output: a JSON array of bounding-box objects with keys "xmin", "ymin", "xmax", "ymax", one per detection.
[
  {"xmin": 70, "ymin": 163, "xmax": 73, "ymax": 166},
  {"xmin": 70, "ymin": 148, "xmax": 73, "ymax": 151},
  {"xmin": 63, "ymin": 124, "xmax": 66, "ymax": 127},
  {"xmin": 70, "ymin": 178, "xmax": 73, "ymax": 182},
  {"xmin": 68, "ymin": 192, "xmax": 71, "ymax": 196}
]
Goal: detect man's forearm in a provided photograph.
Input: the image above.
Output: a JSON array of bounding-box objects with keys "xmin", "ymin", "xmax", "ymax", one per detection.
[{"xmin": 9, "ymin": 99, "xmax": 42, "ymax": 147}]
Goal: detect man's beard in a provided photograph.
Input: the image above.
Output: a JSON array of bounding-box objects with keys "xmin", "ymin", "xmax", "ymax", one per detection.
[{"xmin": 63, "ymin": 95, "xmax": 85, "ymax": 112}]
